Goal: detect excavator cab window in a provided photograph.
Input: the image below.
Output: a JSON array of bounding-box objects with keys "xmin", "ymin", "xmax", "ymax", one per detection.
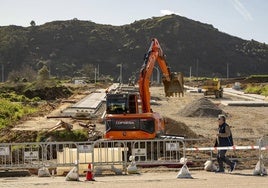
[
  {"xmin": 106, "ymin": 94, "xmax": 128, "ymax": 114},
  {"xmin": 106, "ymin": 93, "xmax": 138, "ymax": 114},
  {"xmin": 107, "ymin": 100, "xmax": 127, "ymax": 114}
]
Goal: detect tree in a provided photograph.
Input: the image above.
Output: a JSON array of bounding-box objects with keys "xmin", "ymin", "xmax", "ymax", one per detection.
[
  {"xmin": 30, "ymin": 20, "xmax": 36, "ymax": 27},
  {"xmin": 7, "ymin": 65, "xmax": 37, "ymax": 83},
  {"xmin": 81, "ymin": 64, "xmax": 95, "ymax": 78},
  {"xmin": 37, "ymin": 65, "xmax": 49, "ymax": 81}
]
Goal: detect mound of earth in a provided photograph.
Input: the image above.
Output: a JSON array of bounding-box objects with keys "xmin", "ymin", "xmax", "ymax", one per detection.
[
  {"xmin": 164, "ymin": 117, "xmax": 199, "ymax": 138},
  {"xmin": 179, "ymin": 98, "xmax": 224, "ymax": 117},
  {"xmin": 0, "ymin": 129, "xmax": 38, "ymax": 143},
  {"xmin": 24, "ymin": 86, "xmax": 72, "ymax": 100}
]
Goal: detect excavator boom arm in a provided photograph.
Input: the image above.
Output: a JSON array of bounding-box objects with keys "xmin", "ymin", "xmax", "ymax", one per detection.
[{"xmin": 139, "ymin": 38, "xmax": 184, "ymax": 113}]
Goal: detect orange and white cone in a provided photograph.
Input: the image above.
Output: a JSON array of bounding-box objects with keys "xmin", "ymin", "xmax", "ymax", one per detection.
[{"xmin": 85, "ymin": 163, "xmax": 95, "ymax": 181}]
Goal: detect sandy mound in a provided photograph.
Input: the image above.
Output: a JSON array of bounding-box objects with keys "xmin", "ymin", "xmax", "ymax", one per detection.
[
  {"xmin": 179, "ymin": 98, "xmax": 224, "ymax": 117},
  {"xmin": 164, "ymin": 117, "xmax": 199, "ymax": 138}
]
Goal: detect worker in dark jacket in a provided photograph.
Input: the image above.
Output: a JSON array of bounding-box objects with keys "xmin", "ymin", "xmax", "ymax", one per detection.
[{"xmin": 215, "ymin": 115, "xmax": 236, "ymax": 173}]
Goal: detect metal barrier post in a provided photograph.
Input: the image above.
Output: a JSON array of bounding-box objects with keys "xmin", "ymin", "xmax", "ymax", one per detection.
[{"xmin": 75, "ymin": 143, "xmax": 79, "ymax": 177}]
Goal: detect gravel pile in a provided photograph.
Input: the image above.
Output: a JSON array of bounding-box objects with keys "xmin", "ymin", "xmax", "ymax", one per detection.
[{"xmin": 179, "ymin": 98, "xmax": 224, "ymax": 117}]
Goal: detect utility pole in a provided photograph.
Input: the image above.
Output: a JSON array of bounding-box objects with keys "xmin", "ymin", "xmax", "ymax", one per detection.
[
  {"xmin": 97, "ymin": 64, "xmax": 100, "ymax": 80},
  {"xmin": 226, "ymin": 63, "xmax": 229, "ymax": 79},
  {"xmin": 1, "ymin": 63, "xmax": 4, "ymax": 82},
  {"xmin": 189, "ymin": 66, "xmax": 192, "ymax": 82},
  {"xmin": 196, "ymin": 59, "xmax": 199, "ymax": 80},
  {"xmin": 48, "ymin": 61, "xmax": 51, "ymax": 78},
  {"xmin": 94, "ymin": 67, "xmax": 97, "ymax": 83},
  {"xmin": 153, "ymin": 67, "xmax": 160, "ymax": 84},
  {"xmin": 117, "ymin": 63, "xmax": 123, "ymax": 84},
  {"xmin": 120, "ymin": 64, "xmax": 122, "ymax": 84}
]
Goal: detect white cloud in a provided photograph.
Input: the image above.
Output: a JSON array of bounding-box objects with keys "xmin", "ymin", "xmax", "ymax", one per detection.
[
  {"xmin": 160, "ymin": 9, "xmax": 175, "ymax": 15},
  {"xmin": 231, "ymin": 0, "xmax": 253, "ymax": 21}
]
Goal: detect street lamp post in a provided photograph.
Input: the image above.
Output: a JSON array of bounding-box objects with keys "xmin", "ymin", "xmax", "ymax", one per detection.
[
  {"xmin": 1, "ymin": 63, "xmax": 4, "ymax": 82},
  {"xmin": 117, "ymin": 63, "xmax": 123, "ymax": 84},
  {"xmin": 196, "ymin": 59, "xmax": 199, "ymax": 80},
  {"xmin": 120, "ymin": 64, "xmax": 123, "ymax": 84},
  {"xmin": 94, "ymin": 67, "xmax": 97, "ymax": 83},
  {"xmin": 227, "ymin": 63, "xmax": 229, "ymax": 79},
  {"xmin": 154, "ymin": 67, "xmax": 160, "ymax": 84},
  {"xmin": 97, "ymin": 64, "xmax": 100, "ymax": 80},
  {"xmin": 189, "ymin": 66, "xmax": 192, "ymax": 82}
]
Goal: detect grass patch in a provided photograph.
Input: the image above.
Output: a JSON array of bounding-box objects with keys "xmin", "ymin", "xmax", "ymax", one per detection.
[
  {"xmin": 0, "ymin": 99, "xmax": 37, "ymax": 129},
  {"xmin": 244, "ymin": 84, "xmax": 268, "ymax": 96},
  {"xmin": 36, "ymin": 129, "xmax": 89, "ymax": 142}
]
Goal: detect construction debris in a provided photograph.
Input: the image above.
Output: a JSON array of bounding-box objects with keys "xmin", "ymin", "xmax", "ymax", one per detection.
[
  {"xmin": 47, "ymin": 120, "xmax": 73, "ymax": 133},
  {"xmin": 79, "ymin": 122, "xmax": 96, "ymax": 129},
  {"xmin": 79, "ymin": 122, "xmax": 102, "ymax": 141}
]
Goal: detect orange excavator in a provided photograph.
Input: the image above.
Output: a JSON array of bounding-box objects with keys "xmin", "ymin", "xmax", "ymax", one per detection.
[{"xmin": 104, "ymin": 38, "xmax": 184, "ymax": 140}]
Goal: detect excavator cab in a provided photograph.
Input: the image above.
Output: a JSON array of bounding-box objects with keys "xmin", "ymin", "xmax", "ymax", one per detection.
[
  {"xmin": 162, "ymin": 72, "xmax": 184, "ymax": 97},
  {"xmin": 106, "ymin": 93, "xmax": 138, "ymax": 114}
]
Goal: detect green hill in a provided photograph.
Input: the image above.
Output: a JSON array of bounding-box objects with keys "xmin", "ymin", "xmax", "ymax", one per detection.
[{"xmin": 0, "ymin": 14, "xmax": 267, "ymax": 82}]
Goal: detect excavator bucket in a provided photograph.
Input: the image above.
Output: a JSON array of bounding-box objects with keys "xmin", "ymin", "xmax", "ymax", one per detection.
[{"xmin": 163, "ymin": 72, "xmax": 184, "ymax": 97}]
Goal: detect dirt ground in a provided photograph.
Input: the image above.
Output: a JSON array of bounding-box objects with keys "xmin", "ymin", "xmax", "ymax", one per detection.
[
  {"xmin": 149, "ymin": 86, "xmax": 268, "ymax": 168},
  {"xmin": 10, "ymin": 85, "xmax": 268, "ymax": 159},
  {"xmin": 10, "ymin": 85, "xmax": 268, "ymax": 165},
  {"xmin": 12, "ymin": 85, "xmax": 268, "ymax": 139},
  {"xmin": 12, "ymin": 92, "xmax": 91, "ymax": 132},
  {"xmin": 149, "ymin": 86, "xmax": 268, "ymax": 140}
]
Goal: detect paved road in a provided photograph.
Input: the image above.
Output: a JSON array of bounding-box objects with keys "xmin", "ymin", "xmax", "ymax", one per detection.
[
  {"xmin": 1, "ymin": 170, "xmax": 267, "ymax": 188},
  {"xmin": 223, "ymin": 88, "xmax": 266, "ymax": 101},
  {"xmin": 222, "ymin": 88, "xmax": 268, "ymax": 106},
  {"xmin": 185, "ymin": 85, "xmax": 268, "ymax": 106}
]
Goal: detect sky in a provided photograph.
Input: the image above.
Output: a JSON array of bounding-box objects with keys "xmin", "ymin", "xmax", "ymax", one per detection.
[{"xmin": 1, "ymin": 0, "xmax": 268, "ymax": 44}]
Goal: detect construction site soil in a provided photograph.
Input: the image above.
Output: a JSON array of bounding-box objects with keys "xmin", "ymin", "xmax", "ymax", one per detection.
[{"xmin": 2, "ymin": 84, "xmax": 268, "ymax": 170}]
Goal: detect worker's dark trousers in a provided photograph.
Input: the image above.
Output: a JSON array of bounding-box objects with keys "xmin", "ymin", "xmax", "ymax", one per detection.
[{"xmin": 217, "ymin": 150, "xmax": 233, "ymax": 170}]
